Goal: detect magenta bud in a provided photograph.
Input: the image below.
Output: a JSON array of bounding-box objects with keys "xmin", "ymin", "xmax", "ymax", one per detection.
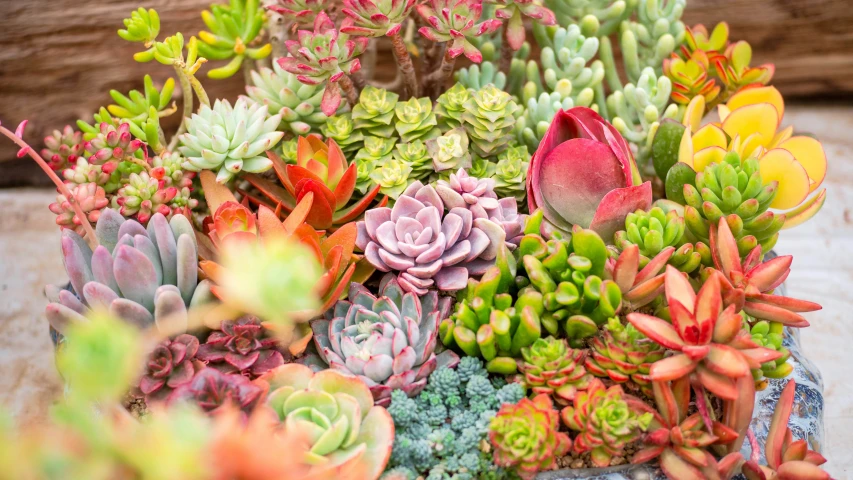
[
  {"xmin": 101, "ymin": 161, "xmax": 117, "ymax": 174},
  {"xmin": 129, "ymin": 139, "xmax": 144, "ymax": 152},
  {"xmin": 17, "ymin": 147, "xmax": 30, "ymax": 158},
  {"xmin": 113, "ymin": 147, "xmax": 123, "ymax": 159},
  {"xmin": 15, "ymin": 120, "xmax": 28, "ymax": 138},
  {"xmin": 106, "ymin": 130, "xmax": 119, "ymax": 146}
]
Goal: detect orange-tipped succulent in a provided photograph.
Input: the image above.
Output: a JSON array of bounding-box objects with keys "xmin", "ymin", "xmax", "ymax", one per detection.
[
  {"xmin": 244, "ymin": 135, "xmax": 387, "ymax": 231},
  {"xmin": 709, "ymin": 218, "xmax": 821, "ymax": 327},
  {"xmin": 742, "ymin": 380, "xmax": 829, "ymax": 480},
  {"xmin": 626, "ymin": 266, "xmax": 783, "ymax": 400},
  {"xmin": 664, "ymin": 50, "xmax": 721, "ymax": 106}
]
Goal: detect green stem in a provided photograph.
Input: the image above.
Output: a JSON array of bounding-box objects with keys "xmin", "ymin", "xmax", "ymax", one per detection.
[
  {"xmin": 390, "ymin": 32, "xmax": 419, "ymax": 98},
  {"xmin": 599, "ymin": 36, "xmax": 623, "ymax": 94},
  {"xmin": 188, "ymin": 71, "xmax": 210, "ymax": 107},
  {"xmin": 168, "ymin": 65, "xmax": 195, "ymax": 152}
]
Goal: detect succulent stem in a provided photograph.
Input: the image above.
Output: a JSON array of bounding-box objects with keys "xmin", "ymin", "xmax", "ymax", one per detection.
[
  {"xmin": 339, "ymin": 74, "xmax": 360, "ymax": 108},
  {"xmin": 747, "ymin": 427, "xmax": 760, "ymax": 463},
  {"xmin": 692, "ymin": 382, "xmax": 715, "ymax": 433},
  {"xmin": 267, "ymin": 9, "xmax": 288, "ymax": 60},
  {"xmin": 499, "ymin": 22, "xmax": 515, "ymax": 77},
  {"xmin": 427, "ymin": 47, "xmax": 457, "ymax": 100},
  {"xmin": 0, "ymin": 124, "xmax": 98, "ymax": 249},
  {"xmin": 390, "ymin": 32, "xmax": 419, "ymax": 98},
  {"xmin": 188, "ymin": 70, "xmax": 211, "ymax": 107},
  {"xmin": 350, "ymin": 69, "xmax": 367, "ymax": 90},
  {"xmin": 168, "ymin": 65, "xmax": 195, "ymax": 152}
]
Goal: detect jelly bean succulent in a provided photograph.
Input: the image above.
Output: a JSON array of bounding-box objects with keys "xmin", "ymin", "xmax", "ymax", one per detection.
[
  {"xmin": 49, "ymin": 183, "xmax": 110, "ymax": 236},
  {"xmin": 517, "ymin": 336, "xmax": 592, "ymax": 404},
  {"xmin": 748, "ymin": 320, "xmax": 792, "ymax": 386},
  {"xmin": 614, "ymin": 206, "xmax": 685, "ymax": 259},
  {"xmin": 42, "ymin": 125, "xmax": 85, "ymax": 171},
  {"xmin": 268, "ymin": 0, "xmax": 329, "ymax": 27},
  {"xmin": 309, "ymin": 275, "xmax": 457, "ymax": 406},
  {"xmin": 197, "ymin": 0, "xmax": 271, "ymax": 79}
]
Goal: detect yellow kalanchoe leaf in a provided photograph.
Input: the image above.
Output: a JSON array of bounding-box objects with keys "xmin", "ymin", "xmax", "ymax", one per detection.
[
  {"xmin": 759, "ymin": 149, "xmax": 810, "ymax": 210},
  {"xmin": 726, "ymin": 86, "xmax": 785, "ymax": 120},
  {"xmin": 682, "ymin": 95, "xmax": 705, "ymax": 132},
  {"xmin": 782, "ymin": 189, "xmax": 827, "ymax": 229},
  {"xmin": 692, "ymin": 124, "xmax": 727, "ymax": 152},
  {"xmin": 678, "ymin": 129, "xmax": 695, "ymax": 168},
  {"xmin": 694, "ymin": 146, "xmax": 728, "ymax": 172},
  {"xmin": 771, "ymin": 125, "xmax": 794, "ymax": 148},
  {"xmin": 721, "ymin": 103, "xmax": 779, "ymax": 153},
  {"xmin": 777, "ymin": 136, "xmax": 828, "ymax": 192}
]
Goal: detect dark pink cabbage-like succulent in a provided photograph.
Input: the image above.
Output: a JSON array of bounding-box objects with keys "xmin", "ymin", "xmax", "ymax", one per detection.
[
  {"xmin": 356, "ymin": 180, "xmax": 507, "ymax": 294},
  {"xmin": 138, "ymin": 334, "xmax": 205, "ymax": 402},
  {"xmin": 527, "ymin": 107, "xmax": 652, "ymax": 240},
  {"xmin": 167, "ymin": 368, "xmax": 264, "ymax": 416},
  {"xmin": 196, "ymin": 316, "xmax": 285, "ymax": 378},
  {"xmin": 417, "ymin": 0, "xmax": 503, "ymax": 63}
]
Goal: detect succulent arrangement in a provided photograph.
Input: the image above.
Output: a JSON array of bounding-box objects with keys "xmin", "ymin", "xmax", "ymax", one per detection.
[{"xmin": 1, "ymin": 0, "xmax": 832, "ymax": 478}]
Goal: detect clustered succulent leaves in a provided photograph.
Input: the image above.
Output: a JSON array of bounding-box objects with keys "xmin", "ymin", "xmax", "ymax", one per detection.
[{"xmin": 2, "ymin": 0, "xmax": 832, "ymax": 478}]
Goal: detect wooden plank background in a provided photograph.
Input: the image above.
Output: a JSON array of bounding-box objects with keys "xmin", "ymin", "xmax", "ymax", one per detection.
[{"xmin": 0, "ymin": 0, "xmax": 852, "ymax": 175}]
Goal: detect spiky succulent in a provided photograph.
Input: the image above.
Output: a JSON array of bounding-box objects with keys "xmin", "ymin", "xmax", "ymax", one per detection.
[
  {"xmin": 416, "ymin": 0, "xmax": 503, "ymax": 63},
  {"xmin": 245, "ymin": 61, "xmax": 333, "ymax": 135},
  {"xmin": 42, "ymin": 125, "xmax": 84, "ymax": 171},
  {"xmin": 605, "ymin": 243, "xmax": 673, "ymax": 311},
  {"xmin": 614, "ymin": 206, "xmax": 685, "ymax": 258},
  {"xmin": 197, "ymin": 0, "xmax": 271, "ymax": 79},
  {"xmin": 426, "ymin": 128, "xmax": 472, "ymax": 172},
  {"xmin": 435, "ymin": 83, "xmax": 472, "ymax": 130},
  {"xmin": 138, "ymin": 334, "xmax": 204, "ymax": 402},
  {"xmin": 105, "ymin": 75, "xmax": 176, "ymax": 149},
  {"xmin": 585, "ymin": 317, "xmax": 665, "ymax": 394},
  {"xmin": 561, "ymin": 378, "xmax": 653, "ymax": 467},
  {"xmin": 167, "ymin": 367, "xmax": 264, "ymax": 416},
  {"xmin": 44, "ymin": 210, "xmax": 210, "ymax": 337},
  {"xmin": 196, "ymin": 316, "xmax": 284, "ymax": 378},
  {"xmin": 683, "ymin": 151, "xmax": 784, "ymax": 255},
  {"xmin": 258, "ymin": 364, "xmax": 395, "ymax": 479},
  {"xmin": 462, "ymin": 84, "xmax": 520, "ymax": 158},
  {"xmin": 322, "ymin": 113, "xmax": 364, "ymax": 155},
  {"xmin": 489, "ymin": 394, "xmax": 571, "ymax": 480},
  {"xmin": 493, "ymin": 145, "xmax": 530, "ymax": 203},
  {"xmin": 310, "ymin": 275, "xmax": 456, "ymax": 406},
  {"xmin": 518, "ymin": 336, "xmax": 592, "ymax": 405},
  {"xmin": 352, "ymin": 86, "xmax": 399, "ymax": 137},
  {"xmin": 394, "ymin": 97, "xmax": 441, "ymax": 143},
  {"xmin": 356, "ymin": 180, "xmax": 506, "ymax": 294},
  {"xmin": 49, "ymin": 183, "xmax": 110, "ymax": 236},
  {"xmin": 178, "ymin": 98, "xmax": 283, "ymax": 183}
]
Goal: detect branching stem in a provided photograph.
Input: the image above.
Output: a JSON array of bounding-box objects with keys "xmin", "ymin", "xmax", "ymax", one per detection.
[
  {"xmin": 168, "ymin": 65, "xmax": 195, "ymax": 151},
  {"xmin": 390, "ymin": 32, "xmax": 419, "ymax": 98},
  {"xmin": 692, "ymin": 382, "xmax": 714, "ymax": 433},
  {"xmin": 499, "ymin": 22, "xmax": 516, "ymax": 77},
  {"xmin": 426, "ymin": 47, "xmax": 457, "ymax": 99},
  {"xmin": 338, "ymin": 75, "xmax": 360, "ymax": 108}
]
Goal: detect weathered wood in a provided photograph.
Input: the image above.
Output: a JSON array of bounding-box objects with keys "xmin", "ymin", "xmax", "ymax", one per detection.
[{"xmin": 1, "ymin": 0, "xmax": 852, "ymax": 170}]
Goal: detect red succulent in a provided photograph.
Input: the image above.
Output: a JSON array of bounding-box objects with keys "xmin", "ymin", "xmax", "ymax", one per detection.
[
  {"xmin": 138, "ymin": 334, "xmax": 205, "ymax": 402},
  {"xmin": 167, "ymin": 368, "xmax": 265, "ymax": 416},
  {"xmin": 196, "ymin": 316, "xmax": 285, "ymax": 378},
  {"xmin": 607, "ymin": 244, "xmax": 675, "ymax": 310}
]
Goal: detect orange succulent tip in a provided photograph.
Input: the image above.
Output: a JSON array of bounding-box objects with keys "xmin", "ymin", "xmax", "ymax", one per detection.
[{"xmin": 295, "ymin": 135, "xmax": 349, "ymax": 190}]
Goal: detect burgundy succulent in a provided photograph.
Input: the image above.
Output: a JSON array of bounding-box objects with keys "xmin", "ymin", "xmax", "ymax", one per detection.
[
  {"xmin": 138, "ymin": 334, "xmax": 204, "ymax": 402},
  {"xmin": 196, "ymin": 316, "xmax": 285, "ymax": 378},
  {"xmin": 167, "ymin": 368, "xmax": 265, "ymax": 416}
]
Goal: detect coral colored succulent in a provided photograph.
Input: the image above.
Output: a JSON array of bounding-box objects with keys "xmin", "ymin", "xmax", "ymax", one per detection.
[
  {"xmin": 196, "ymin": 316, "xmax": 285, "ymax": 377},
  {"xmin": 606, "ymin": 243, "xmax": 674, "ymax": 310},
  {"xmin": 257, "ymin": 364, "xmax": 395, "ymax": 479},
  {"xmin": 518, "ymin": 336, "xmax": 592, "ymax": 404},
  {"xmin": 628, "ymin": 377, "xmax": 745, "ymax": 479},
  {"xmin": 664, "ymin": 49, "xmax": 720, "ymax": 106},
  {"xmin": 167, "ymin": 367, "xmax": 264, "ymax": 416},
  {"xmin": 340, "ymin": 0, "xmax": 416, "ymax": 37},
  {"xmin": 742, "ymin": 380, "xmax": 829, "ymax": 480},
  {"xmin": 489, "ymin": 394, "xmax": 571, "ymax": 480},
  {"xmin": 138, "ymin": 334, "xmax": 204, "ymax": 402},
  {"xmin": 42, "ymin": 125, "xmax": 84, "ymax": 171},
  {"xmin": 244, "ymin": 136, "xmax": 386, "ymax": 231},
  {"xmin": 586, "ymin": 317, "xmax": 665, "ymax": 394},
  {"xmin": 355, "ymin": 180, "xmax": 506, "ymax": 294},
  {"xmin": 709, "ymin": 218, "xmax": 821, "ymax": 327},
  {"xmin": 310, "ymin": 274, "xmax": 456, "ymax": 406},
  {"xmin": 527, "ymin": 107, "xmax": 651, "ymax": 239},
  {"xmin": 561, "ymin": 378, "xmax": 653, "ymax": 467},
  {"xmin": 627, "ymin": 266, "xmax": 783, "ymax": 400},
  {"xmin": 49, "ymin": 183, "xmax": 110, "ymax": 235}
]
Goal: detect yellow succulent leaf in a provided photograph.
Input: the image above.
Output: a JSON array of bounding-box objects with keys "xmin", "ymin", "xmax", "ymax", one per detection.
[
  {"xmin": 694, "ymin": 146, "xmax": 728, "ymax": 172},
  {"xmin": 759, "ymin": 148, "xmax": 810, "ymax": 210},
  {"xmin": 726, "ymin": 86, "xmax": 785, "ymax": 120},
  {"xmin": 693, "ymin": 124, "xmax": 728, "ymax": 152},
  {"xmin": 722, "ymin": 103, "xmax": 779, "ymax": 153},
  {"xmin": 678, "ymin": 128, "xmax": 695, "ymax": 168},
  {"xmin": 781, "ymin": 188, "xmax": 826, "ymax": 230},
  {"xmin": 717, "ymin": 104, "xmax": 731, "ymax": 123},
  {"xmin": 777, "ymin": 136, "xmax": 827, "ymax": 192},
  {"xmin": 770, "ymin": 125, "xmax": 793, "ymax": 148},
  {"xmin": 683, "ymin": 95, "xmax": 705, "ymax": 132}
]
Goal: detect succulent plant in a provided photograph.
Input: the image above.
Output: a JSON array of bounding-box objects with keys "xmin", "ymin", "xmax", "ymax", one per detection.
[
  {"xmin": 749, "ymin": 320, "xmax": 792, "ymax": 385},
  {"xmin": 244, "ymin": 136, "xmax": 386, "ymax": 230},
  {"xmin": 310, "ymin": 274, "xmax": 457, "ymax": 406},
  {"xmin": 664, "ymin": 49, "xmax": 721, "ymax": 106},
  {"xmin": 114, "ymin": 172, "xmax": 186, "ymax": 224},
  {"xmin": 539, "ymin": 0, "xmax": 630, "ymax": 37},
  {"xmin": 627, "ymin": 266, "xmax": 783, "ymax": 400},
  {"xmin": 393, "ymin": 140, "xmax": 432, "ymax": 181},
  {"xmin": 42, "ymin": 125, "xmax": 84, "ymax": 171},
  {"xmin": 416, "ymin": 0, "xmax": 503, "ymax": 63},
  {"xmin": 196, "ymin": 316, "xmax": 285, "ymax": 377},
  {"xmin": 197, "ymin": 0, "xmax": 271, "ymax": 79},
  {"xmin": 489, "ymin": 394, "xmax": 571, "ymax": 480},
  {"xmin": 268, "ymin": 0, "xmax": 329, "ymax": 27},
  {"xmin": 257, "ymin": 364, "xmax": 395, "ymax": 479},
  {"xmin": 435, "ymin": 83, "xmax": 472, "ymax": 130},
  {"xmin": 561, "ymin": 378, "xmax": 653, "ymax": 467},
  {"xmin": 279, "ymin": 13, "xmax": 368, "ymax": 116},
  {"xmin": 138, "ymin": 334, "xmax": 204, "ymax": 402},
  {"xmin": 354, "ymin": 135, "xmax": 396, "ymax": 168},
  {"xmin": 322, "ymin": 113, "xmax": 364, "ymax": 155},
  {"xmin": 62, "ymin": 159, "xmax": 113, "ymax": 190},
  {"xmin": 614, "ymin": 206, "xmax": 685, "ymax": 259},
  {"xmin": 487, "ymin": 0, "xmax": 556, "ymax": 52},
  {"xmin": 245, "ymin": 61, "xmax": 333, "ymax": 136},
  {"xmin": 49, "ymin": 183, "xmax": 110, "ymax": 236},
  {"xmin": 426, "ymin": 128, "xmax": 472, "ymax": 172},
  {"xmin": 394, "ymin": 97, "xmax": 441, "ymax": 143},
  {"xmin": 585, "ymin": 317, "xmax": 664, "ymax": 393},
  {"xmin": 45, "ymin": 210, "xmax": 208, "ymax": 338},
  {"xmin": 352, "ymin": 86, "xmax": 400, "ymax": 138},
  {"xmin": 515, "ymin": 91, "xmax": 574, "ymax": 151},
  {"xmin": 118, "ymin": 7, "xmax": 161, "ymax": 45},
  {"xmin": 709, "ymin": 218, "xmax": 821, "ymax": 327},
  {"xmin": 149, "ymin": 152, "xmax": 195, "ymax": 189},
  {"xmin": 742, "ymin": 380, "xmax": 829, "ymax": 480},
  {"xmin": 167, "ymin": 367, "xmax": 264, "ymax": 416},
  {"xmin": 454, "ymin": 62, "xmax": 507, "ymax": 92},
  {"xmin": 527, "ymin": 107, "xmax": 651, "ymax": 240},
  {"xmin": 493, "ymin": 145, "xmax": 529, "ymax": 203},
  {"xmin": 370, "ymin": 158, "xmax": 413, "ymax": 199},
  {"xmin": 339, "ymin": 0, "xmax": 416, "ymax": 37},
  {"xmin": 178, "ymin": 98, "xmax": 283, "ymax": 183},
  {"xmin": 461, "ymin": 84, "xmax": 520, "ymax": 158},
  {"xmin": 628, "ymin": 377, "xmax": 745, "ymax": 479},
  {"xmin": 105, "ymin": 75, "xmax": 176, "ymax": 149},
  {"xmin": 356, "ymin": 180, "xmax": 506, "ymax": 294},
  {"xmin": 435, "ymin": 168, "xmax": 526, "ymax": 247},
  {"xmin": 82, "ymin": 121, "xmax": 146, "ymax": 167},
  {"xmin": 605, "ymin": 243, "xmax": 673, "ymax": 310},
  {"xmin": 518, "ymin": 336, "xmax": 592, "ymax": 404},
  {"xmin": 528, "ymin": 24, "xmax": 602, "ymax": 103}
]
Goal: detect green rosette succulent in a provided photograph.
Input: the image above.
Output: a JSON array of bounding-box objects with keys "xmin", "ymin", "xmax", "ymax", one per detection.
[
  {"xmin": 682, "ymin": 151, "xmax": 783, "ymax": 255},
  {"xmin": 435, "ymin": 83, "xmax": 472, "ymax": 130},
  {"xmin": 258, "ymin": 364, "xmax": 394, "ymax": 478},
  {"xmin": 426, "ymin": 128, "xmax": 472, "ymax": 173},
  {"xmin": 468, "ymin": 156, "xmax": 497, "ymax": 182},
  {"xmin": 178, "ymin": 98, "xmax": 283, "ymax": 183},
  {"xmin": 370, "ymin": 158, "xmax": 413, "ymax": 199},
  {"xmin": 584, "ymin": 317, "xmax": 664, "ymax": 394},
  {"xmin": 462, "ymin": 84, "xmax": 520, "ymax": 158},
  {"xmin": 518, "ymin": 336, "xmax": 592, "ymax": 405},
  {"xmin": 613, "ymin": 206, "xmax": 685, "ymax": 259},
  {"xmin": 394, "ymin": 141, "xmax": 431, "ymax": 181},
  {"xmin": 355, "ymin": 136, "xmax": 396, "ymax": 166},
  {"xmin": 493, "ymin": 145, "xmax": 530, "ymax": 204},
  {"xmin": 197, "ymin": 0, "xmax": 272, "ymax": 79},
  {"xmin": 279, "ymin": 138, "xmax": 298, "ymax": 163},
  {"xmin": 394, "ymin": 97, "xmax": 440, "ymax": 143},
  {"xmin": 515, "ymin": 91, "xmax": 574, "ymax": 151},
  {"xmin": 322, "ymin": 113, "xmax": 364, "ymax": 155},
  {"xmin": 352, "ymin": 86, "xmax": 399, "ymax": 138},
  {"xmin": 749, "ymin": 320, "xmax": 792, "ymax": 385},
  {"xmin": 454, "ymin": 62, "xmax": 507, "ymax": 92},
  {"xmin": 245, "ymin": 61, "xmax": 333, "ymax": 136}
]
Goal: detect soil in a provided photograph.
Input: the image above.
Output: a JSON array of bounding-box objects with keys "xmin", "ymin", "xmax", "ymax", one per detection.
[{"xmin": 554, "ymin": 442, "xmax": 641, "ymax": 469}]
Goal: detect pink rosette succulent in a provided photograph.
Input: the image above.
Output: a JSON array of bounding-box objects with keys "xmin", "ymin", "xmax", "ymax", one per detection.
[{"xmin": 527, "ymin": 107, "xmax": 653, "ymax": 239}]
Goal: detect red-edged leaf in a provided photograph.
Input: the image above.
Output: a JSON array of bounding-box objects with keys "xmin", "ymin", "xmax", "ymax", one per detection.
[
  {"xmin": 318, "ymin": 262, "xmax": 356, "ymax": 313},
  {"xmin": 776, "ymin": 461, "xmax": 830, "ymax": 480},
  {"xmin": 766, "ymin": 380, "xmax": 796, "ymax": 469},
  {"xmin": 631, "ymin": 445, "xmax": 665, "ymax": 464},
  {"xmin": 624, "ymin": 274, "xmax": 666, "ymax": 307},
  {"xmin": 743, "ymin": 301, "xmax": 811, "ymax": 327},
  {"xmin": 298, "ymin": 180, "xmax": 335, "ymax": 229},
  {"xmin": 739, "ymin": 347, "xmax": 784, "ymax": 370},
  {"xmin": 783, "ymin": 440, "xmax": 808, "ymax": 463},
  {"xmin": 257, "ymin": 204, "xmax": 287, "ymax": 240},
  {"xmin": 696, "ymin": 365, "xmax": 739, "ymax": 400},
  {"xmin": 243, "ymin": 173, "xmax": 296, "ymax": 210},
  {"xmin": 325, "ymin": 138, "xmax": 348, "ymax": 188},
  {"xmin": 804, "ymin": 450, "xmax": 828, "ymax": 466},
  {"xmin": 710, "ymin": 217, "xmax": 742, "ymax": 277},
  {"xmin": 333, "ymin": 184, "xmax": 383, "ymax": 224},
  {"xmin": 635, "ymin": 246, "xmax": 675, "ymax": 284},
  {"xmin": 200, "ymin": 170, "xmax": 238, "ymax": 212},
  {"xmin": 712, "ymin": 304, "xmax": 743, "ymax": 345},
  {"xmin": 745, "ymin": 255, "xmax": 792, "ymax": 292},
  {"xmin": 332, "ymin": 163, "xmax": 357, "ymax": 209},
  {"xmin": 627, "ymin": 313, "xmax": 687, "ymax": 349},
  {"xmin": 650, "ymin": 354, "xmax": 696, "ymax": 382},
  {"xmin": 660, "ymin": 448, "xmax": 703, "ymax": 478},
  {"xmin": 742, "ymin": 461, "xmax": 768, "ymax": 480},
  {"xmin": 672, "ymin": 445, "xmax": 708, "ymax": 467},
  {"xmin": 664, "ymin": 265, "xmax": 696, "ymax": 313},
  {"xmin": 315, "ymin": 244, "xmax": 343, "ymax": 297},
  {"xmin": 321, "ymin": 222, "xmax": 357, "ymax": 260},
  {"xmin": 669, "ymin": 300, "xmax": 700, "ymax": 345},
  {"xmin": 283, "ymin": 192, "xmax": 314, "ymax": 233},
  {"xmin": 652, "ymin": 381, "xmax": 679, "ymax": 427},
  {"xmin": 704, "ymin": 344, "xmax": 750, "ymax": 378},
  {"xmin": 749, "ymin": 293, "xmax": 822, "ymax": 313},
  {"xmin": 694, "ymin": 273, "xmax": 722, "ymax": 344},
  {"xmin": 612, "ymin": 244, "xmax": 639, "ymax": 292},
  {"xmin": 267, "ymin": 150, "xmax": 294, "ymax": 193},
  {"xmin": 588, "ymin": 182, "xmax": 653, "ymax": 240}
]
